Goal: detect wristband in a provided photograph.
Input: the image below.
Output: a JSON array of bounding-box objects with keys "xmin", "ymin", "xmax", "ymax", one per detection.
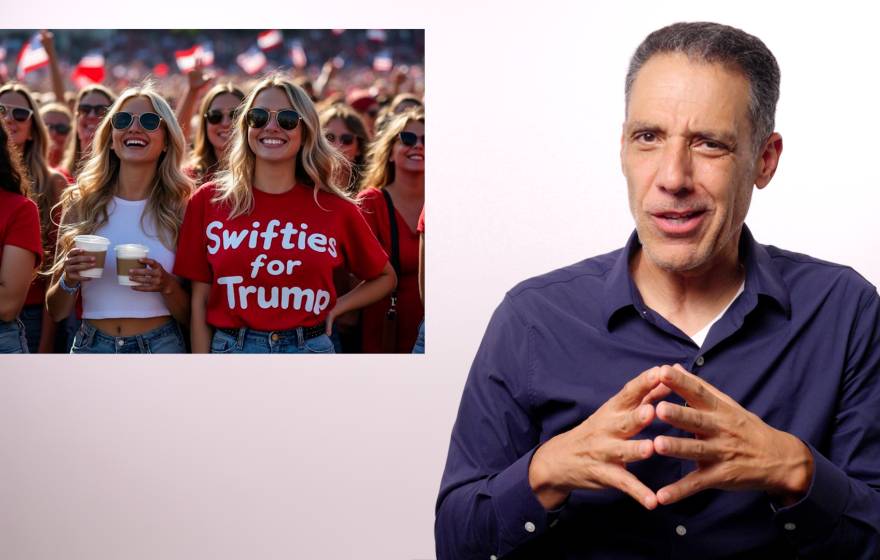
[{"xmin": 59, "ymin": 273, "xmax": 80, "ymax": 294}]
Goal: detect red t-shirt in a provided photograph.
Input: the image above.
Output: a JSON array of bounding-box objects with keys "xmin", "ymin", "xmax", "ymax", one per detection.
[
  {"xmin": 0, "ymin": 189, "xmax": 41, "ymax": 278},
  {"xmin": 357, "ymin": 187, "xmax": 424, "ymax": 353},
  {"xmin": 175, "ymin": 182, "xmax": 388, "ymax": 330}
]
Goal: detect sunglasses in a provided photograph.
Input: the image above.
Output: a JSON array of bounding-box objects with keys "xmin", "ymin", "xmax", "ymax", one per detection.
[
  {"xmin": 246, "ymin": 108, "xmax": 302, "ymax": 130},
  {"xmin": 398, "ymin": 131, "xmax": 425, "ymax": 147},
  {"xmin": 325, "ymin": 132, "xmax": 355, "ymax": 146},
  {"xmin": 0, "ymin": 104, "xmax": 34, "ymax": 122},
  {"xmin": 110, "ymin": 112, "xmax": 163, "ymax": 131},
  {"xmin": 204, "ymin": 108, "xmax": 239, "ymax": 125},
  {"xmin": 77, "ymin": 104, "xmax": 110, "ymax": 117},
  {"xmin": 47, "ymin": 123, "xmax": 72, "ymax": 135}
]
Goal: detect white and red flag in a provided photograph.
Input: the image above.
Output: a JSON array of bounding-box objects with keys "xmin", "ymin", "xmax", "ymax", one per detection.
[
  {"xmin": 257, "ymin": 30, "xmax": 283, "ymax": 50},
  {"xmin": 237, "ymin": 46, "xmax": 267, "ymax": 75},
  {"xmin": 175, "ymin": 43, "xmax": 212, "ymax": 73},
  {"xmin": 373, "ymin": 51, "xmax": 393, "ymax": 72},
  {"xmin": 290, "ymin": 41, "xmax": 307, "ymax": 69},
  {"xmin": 16, "ymin": 33, "xmax": 49, "ymax": 79},
  {"xmin": 71, "ymin": 52, "xmax": 105, "ymax": 87}
]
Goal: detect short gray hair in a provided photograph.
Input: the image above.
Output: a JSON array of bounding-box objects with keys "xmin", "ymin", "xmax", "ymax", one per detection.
[{"xmin": 625, "ymin": 22, "xmax": 780, "ymax": 152}]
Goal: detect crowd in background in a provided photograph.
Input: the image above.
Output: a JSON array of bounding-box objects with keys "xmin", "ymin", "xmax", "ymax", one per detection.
[{"xmin": 0, "ymin": 29, "xmax": 425, "ymax": 354}]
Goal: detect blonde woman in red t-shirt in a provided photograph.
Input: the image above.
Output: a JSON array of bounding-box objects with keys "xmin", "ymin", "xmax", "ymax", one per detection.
[
  {"xmin": 357, "ymin": 109, "xmax": 424, "ymax": 353},
  {"xmin": 175, "ymin": 74, "xmax": 396, "ymax": 354}
]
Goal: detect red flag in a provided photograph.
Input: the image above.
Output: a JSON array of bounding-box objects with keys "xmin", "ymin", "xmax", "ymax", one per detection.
[
  {"xmin": 71, "ymin": 52, "xmax": 105, "ymax": 88},
  {"xmin": 257, "ymin": 30, "xmax": 283, "ymax": 50},
  {"xmin": 153, "ymin": 63, "xmax": 169, "ymax": 78},
  {"xmin": 175, "ymin": 45, "xmax": 202, "ymax": 73},
  {"xmin": 16, "ymin": 34, "xmax": 49, "ymax": 79}
]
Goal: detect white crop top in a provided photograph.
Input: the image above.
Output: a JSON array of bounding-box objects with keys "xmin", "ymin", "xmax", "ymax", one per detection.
[{"xmin": 81, "ymin": 197, "xmax": 177, "ymax": 319}]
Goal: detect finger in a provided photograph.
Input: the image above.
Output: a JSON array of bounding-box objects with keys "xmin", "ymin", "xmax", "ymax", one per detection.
[
  {"xmin": 659, "ymin": 365, "xmax": 718, "ymax": 410},
  {"xmin": 655, "ymin": 401, "xmax": 716, "ymax": 436},
  {"xmin": 130, "ymin": 268, "xmax": 150, "ymax": 275},
  {"xmin": 656, "ymin": 469, "xmax": 715, "ymax": 505},
  {"xmin": 325, "ymin": 320, "xmax": 333, "ymax": 336},
  {"xmin": 603, "ymin": 438, "xmax": 654, "ymax": 464},
  {"xmin": 641, "ymin": 383, "xmax": 672, "ymax": 406},
  {"xmin": 67, "ymin": 255, "xmax": 96, "ymax": 265},
  {"xmin": 612, "ymin": 367, "xmax": 662, "ymax": 409},
  {"xmin": 612, "ymin": 405, "xmax": 655, "ymax": 438},
  {"xmin": 653, "ymin": 435, "xmax": 717, "ymax": 461},
  {"xmin": 603, "ymin": 465, "xmax": 658, "ymax": 510}
]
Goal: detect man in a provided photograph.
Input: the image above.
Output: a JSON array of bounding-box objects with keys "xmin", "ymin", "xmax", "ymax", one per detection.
[{"xmin": 436, "ymin": 22, "xmax": 880, "ymax": 559}]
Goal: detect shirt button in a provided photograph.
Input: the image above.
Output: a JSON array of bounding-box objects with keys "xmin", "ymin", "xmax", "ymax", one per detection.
[
  {"xmin": 524, "ymin": 521, "xmax": 536, "ymax": 533},
  {"xmin": 784, "ymin": 522, "xmax": 796, "ymax": 531},
  {"xmin": 695, "ymin": 356, "xmax": 705, "ymax": 366},
  {"xmin": 675, "ymin": 524, "xmax": 687, "ymax": 536},
  {"xmin": 490, "ymin": 556, "xmax": 498, "ymax": 560}
]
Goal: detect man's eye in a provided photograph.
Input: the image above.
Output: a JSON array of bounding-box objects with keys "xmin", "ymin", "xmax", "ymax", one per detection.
[
  {"xmin": 635, "ymin": 132, "xmax": 657, "ymax": 143},
  {"xmin": 697, "ymin": 139, "xmax": 728, "ymax": 152}
]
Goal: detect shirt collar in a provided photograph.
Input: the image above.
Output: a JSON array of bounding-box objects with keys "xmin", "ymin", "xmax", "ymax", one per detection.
[{"xmin": 602, "ymin": 224, "xmax": 791, "ymax": 329}]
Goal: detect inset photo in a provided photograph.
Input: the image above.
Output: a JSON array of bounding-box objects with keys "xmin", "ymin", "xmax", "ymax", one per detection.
[{"xmin": 0, "ymin": 29, "xmax": 425, "ymax": 354}]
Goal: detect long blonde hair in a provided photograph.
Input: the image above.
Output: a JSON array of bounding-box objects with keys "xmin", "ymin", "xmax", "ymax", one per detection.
[
  {"xmin": 61, "ymin": 84, "xmax": 116, "ymax": 177},
  {"xmin": 359, "ymin": 108, "xmax": 425, "ymax": 191},
  {"xmin": 213, "ymin": 73, "xmax": 350, "ymax": 219},
  {"xmin": 52, "ymin": 84, "xmax": 193, "ymax": 275},
  {"xmin": 187, "ymin": 82, "xmax": 245, "ymax": 183},
  {"xmin": 0, "ymin": 83, "xmax": 56, "ymax": 262}
]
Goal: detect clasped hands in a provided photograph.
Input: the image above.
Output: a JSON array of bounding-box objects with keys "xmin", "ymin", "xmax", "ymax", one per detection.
[{"xmin": 529, "ymin": 364, "xmax": 814, "ymax": 511}]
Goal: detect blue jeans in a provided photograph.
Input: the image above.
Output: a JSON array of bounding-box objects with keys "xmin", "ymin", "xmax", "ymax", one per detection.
[
  {"xmin": 70, "ymin": 320, "xmax": 186, "ymax": 354},
  {"xmin": 18, "ymin": 304, "xmax": 42, "ymax": 353},
  {"xmin": 210, "ymin": 327, "xmax": 335, "ymax": 354},
  {"xmin": 412, "ymin": 320, "xmax": 425, "ymax": 354},
  {"xmin": 0, "ymin": 319, "xmax": 28, "ymax": 353}
]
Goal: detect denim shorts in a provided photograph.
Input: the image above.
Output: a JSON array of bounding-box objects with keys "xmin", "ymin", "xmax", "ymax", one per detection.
[
  {"xmin": 70, "ymin": 320, "xmax": 186, "ymax": 354},
  {"xmin": 210, "ymin": 327, "xmax": 335, "ymax": 354},
  {"xmin": 412, "ymin": 320, "xmax": 425, "ymax": 354},
  {"xmin": 0, "ymin": 318, "xmax": 28, "ymax": 353},
  {"xmin": 18, "ymin": 304, "xmax": 42, "ymax": 353}
]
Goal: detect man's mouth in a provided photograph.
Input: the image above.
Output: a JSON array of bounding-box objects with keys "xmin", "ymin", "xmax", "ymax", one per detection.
[{"xmin": 651, "ymin": 210, "xmax": 707, "ymax": 235}]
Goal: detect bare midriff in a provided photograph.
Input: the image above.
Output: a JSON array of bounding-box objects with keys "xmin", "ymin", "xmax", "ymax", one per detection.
[{"xmin": 88, "ymin": 316, "xmax": 172, "ymax": 337}]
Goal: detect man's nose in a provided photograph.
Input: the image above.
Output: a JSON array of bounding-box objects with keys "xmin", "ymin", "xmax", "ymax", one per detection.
[{"xmin": 656, "ymin": 141, "xmax": 693, "ymax": 195}]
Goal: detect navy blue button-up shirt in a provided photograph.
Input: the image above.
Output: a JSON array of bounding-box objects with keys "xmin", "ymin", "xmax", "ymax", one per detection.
[{"xmin": 436, "ymin": 226, "xmax": 880, "ymax": 559}]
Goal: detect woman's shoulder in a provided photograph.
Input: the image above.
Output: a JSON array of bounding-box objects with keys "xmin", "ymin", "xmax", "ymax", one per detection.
[
  {"xmin": 0, "ymin": 189, "xmax": 35, "ymax": 211},
  {"xmin": 356, "ymin": 186, "xmax": 383, "ymax": 202}
]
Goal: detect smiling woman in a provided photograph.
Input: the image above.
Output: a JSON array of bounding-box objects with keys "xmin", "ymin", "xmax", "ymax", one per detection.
[
  {"xmin": 46, "ymin": 84, "xmax": 194, "ymax": 353},
  {"xmin": 173, "ymin": 73, "xmax": 396, "ymax": 354}
]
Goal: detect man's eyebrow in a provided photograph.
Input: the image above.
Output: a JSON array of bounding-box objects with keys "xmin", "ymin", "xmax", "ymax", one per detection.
[
  {"xmin": 624, "ymin": 121, "xmax": 662, "ymax": 133},
  {"xmin": 691, "ymin": 129, "xmax": 738, "ymax": 146}
]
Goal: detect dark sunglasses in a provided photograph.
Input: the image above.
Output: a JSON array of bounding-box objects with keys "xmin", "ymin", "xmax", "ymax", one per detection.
[
  {"xmin": 110, "ymin": 112, "xmax": 163, "ymax": 131},
  {"xmin": 77, "ymin": 104, "xmax": 110, "ymax": 117},
  {"xmin": 325, "ymin": 132, "xmax": 355, "ymax": 146},
  {"xmin": 246, "ymin": 108, "xmax": 302, "ymax": 130},
  {"xmin": 398, "ymin": 131, "xmax": 425, "ymax": 147},
  {"xmin": 0, "ymin": 104, "xmax": 34, "ymax": 122},
  {"xmin": 47, "ymin": 123, "xmax": 72, "ymax": 135},
  {"xmin": 204, "ymin": 108, "xmax": 239, "ymax": 125}
]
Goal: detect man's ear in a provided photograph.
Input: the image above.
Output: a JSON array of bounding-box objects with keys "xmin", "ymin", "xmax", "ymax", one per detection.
[{"xmin": 754, "ymin": 132, "xmax": 783, "ymax": 189}]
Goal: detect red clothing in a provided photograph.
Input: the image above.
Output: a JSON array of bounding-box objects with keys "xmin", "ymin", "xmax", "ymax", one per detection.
[
  {"xmin": 0, "ymin": 189, "xmax": 41, "ymax": 284},
  {"xmin": 357, "ymin": 187, "xmax": 423, "ymax": 353},
  {"xmin": 418, "ymin": 208, "xmax": 425, "ymax": 233},
  {"xmin": 175, "ymin": 182, "xmax": 388, "ymax": 331}
]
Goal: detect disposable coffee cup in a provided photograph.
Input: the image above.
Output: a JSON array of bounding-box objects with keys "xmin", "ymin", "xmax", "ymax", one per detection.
[
  {"xmin": 115, "ymin": 244, "xmax": 150, "ymax": 286},
  {"xmin": 73, "ymin": 235, "xmax": 111, "ymax": 278}
]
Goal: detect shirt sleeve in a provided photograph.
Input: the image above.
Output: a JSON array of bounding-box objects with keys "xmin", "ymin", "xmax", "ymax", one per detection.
[
  {"xmin": 340, "ymin": 203, "xmax": 388, "ymax": 281},
  {"xmin": 772, "ymin": 283, "xmax": 880, "ymax": 558},
  {"xmin": 173, "ymin": 185, "xmax": 213, "ymax": 283},
  {"xmin": 435, "ymin": 295, "xmax": 557, "ymax": 559},
  {"xmin": 4, "ymin": 197, "xmax": 42, "ymax": 267}
]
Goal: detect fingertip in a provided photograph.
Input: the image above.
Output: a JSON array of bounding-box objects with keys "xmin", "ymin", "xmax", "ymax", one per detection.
[
  {"xmin": 640, "ymin": 439, "xmax": 653, "ymax": 458},
  {"xmin": 657, "ymin": 489, "xmax": 671, "ymax": 505},
  {"xmin": 638, "ymin": 404, "xmax": 652, "ymax": 422},
  {"xmin": 654, "ymin": 436, "xmax": 667, "ymax": 454},
  {"xmin": 644, "ymin": 493, "xmax": 658, "ymax": 510}
]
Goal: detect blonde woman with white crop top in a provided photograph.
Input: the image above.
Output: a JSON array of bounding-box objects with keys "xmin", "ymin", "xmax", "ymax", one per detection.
[{"xmin": 46, "ymin": 84, "xmax": 193, "ymax": 353}]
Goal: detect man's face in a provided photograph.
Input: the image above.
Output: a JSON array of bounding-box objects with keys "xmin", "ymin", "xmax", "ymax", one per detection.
[{"xmin": 621, "ymin": 53, "xmax": 765, "ymax": 275}]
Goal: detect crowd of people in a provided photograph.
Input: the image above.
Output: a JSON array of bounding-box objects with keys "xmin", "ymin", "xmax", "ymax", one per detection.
[{"xmin": 0, "ymin": 30, "xmax": 425, "ymax": 354}]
